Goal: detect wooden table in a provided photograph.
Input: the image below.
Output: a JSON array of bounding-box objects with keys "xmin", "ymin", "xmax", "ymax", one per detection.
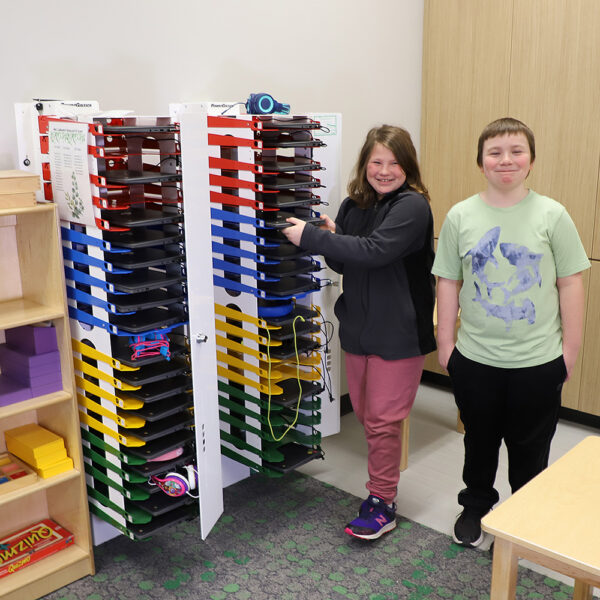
[{"xmin": 481, "ymin": 436, "xmax": 600, "ymax": 600}]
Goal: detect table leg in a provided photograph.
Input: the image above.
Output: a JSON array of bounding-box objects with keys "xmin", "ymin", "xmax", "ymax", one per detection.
[
  {"xmin": 490, "ymin": 537, "xmax": 518, "ymax": 600},
  {"xmin": 572, "ymin": 580, "xmax": 592, "ymax": 600}
]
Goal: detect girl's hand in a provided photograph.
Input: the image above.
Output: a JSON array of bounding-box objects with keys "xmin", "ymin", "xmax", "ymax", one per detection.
[
  {"xmin": 282, "ymin": 217, "xmax": 306, "ymax": 246},
  {"xmin": 319, "ymin": 214, "xmax": 336, "ymax": 233}
]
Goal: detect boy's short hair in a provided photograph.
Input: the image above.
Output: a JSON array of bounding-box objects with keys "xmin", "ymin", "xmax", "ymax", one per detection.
[{"xmin": 477, "ymin": 118, "xmax": 536, "ymax": 167}]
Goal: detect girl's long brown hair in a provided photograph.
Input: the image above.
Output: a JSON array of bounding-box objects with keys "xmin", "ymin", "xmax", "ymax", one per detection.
[{"xmin": 347, "ymin": 125, "xmax": 430, "ymax": 208}]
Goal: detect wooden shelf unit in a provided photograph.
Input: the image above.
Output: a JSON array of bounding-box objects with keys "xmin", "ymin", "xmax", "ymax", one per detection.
[{"xmin": 0, "ymin": 203, "xmax": 93, "ymax": 600}]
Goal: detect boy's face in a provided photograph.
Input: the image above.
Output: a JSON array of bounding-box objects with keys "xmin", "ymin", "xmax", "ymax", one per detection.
[{"xmin": 480, "ymin": 133, "xmax": 533, "ymax": 191}]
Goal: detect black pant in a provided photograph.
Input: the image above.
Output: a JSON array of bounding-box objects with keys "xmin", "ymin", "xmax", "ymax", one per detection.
[{"xmin": 447, "ymin": 349, "xmax": 565, "ymax": 512}]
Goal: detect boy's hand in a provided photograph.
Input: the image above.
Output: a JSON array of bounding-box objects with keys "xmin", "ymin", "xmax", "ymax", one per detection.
[{"xmin": 437, "ymin": 342, "xmax": 455, "ymax": 372}]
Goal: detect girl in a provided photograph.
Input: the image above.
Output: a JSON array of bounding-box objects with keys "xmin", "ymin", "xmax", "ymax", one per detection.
[
  {"xmin": 282, "ymin": 125, "xmax": 436, "ymax": 539},
  {"xmin": 432, "ymin": 118, "xmax": 590, "ymax": 547}
]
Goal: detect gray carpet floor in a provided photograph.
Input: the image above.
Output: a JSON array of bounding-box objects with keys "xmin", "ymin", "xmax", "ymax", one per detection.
[{"xmin": 42, "ymin": 472, "xmax": 573, "ymax": 599}]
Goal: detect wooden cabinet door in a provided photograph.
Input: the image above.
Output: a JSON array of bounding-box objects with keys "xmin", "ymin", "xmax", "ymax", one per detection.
[
  {"xmin": 560, "ymin": 268, "xmax": 590, "ymax": 410},
  {"xmin": 421, "ymin": 0, "xmax": 513, "ymax": 235},
  {"xmin": 578, "ymin": 261, "xmax": 600, "ymax": 415},
  {"xmin": 508, "ymin": 0, "xmax": 600, "ymax": 258}
]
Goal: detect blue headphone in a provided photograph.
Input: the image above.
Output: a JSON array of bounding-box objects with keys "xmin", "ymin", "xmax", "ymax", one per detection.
[{"xmin": 246, "ymin": 93, "xmax": 290, "ymax": 115}]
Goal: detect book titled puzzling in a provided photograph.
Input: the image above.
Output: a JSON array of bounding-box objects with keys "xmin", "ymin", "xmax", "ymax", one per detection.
[{"xmin": 0, "ymin": 519, "xmax": 74, "ymax": 578}]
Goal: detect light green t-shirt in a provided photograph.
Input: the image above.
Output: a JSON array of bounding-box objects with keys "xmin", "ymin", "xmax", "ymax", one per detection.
[{"xmin": 432, "ymin": 191, "xmax": 590, "ymax": 368}]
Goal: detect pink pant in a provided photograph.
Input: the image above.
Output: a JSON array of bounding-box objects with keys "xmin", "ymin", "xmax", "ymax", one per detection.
[{"xmin": 345, "ymin": 352, "xmax": 425, "ymax": 504}]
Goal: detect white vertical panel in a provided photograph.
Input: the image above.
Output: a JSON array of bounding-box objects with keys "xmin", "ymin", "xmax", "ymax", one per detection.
[
  {"xmin": 177, "ymin": 104, "xmax": 224, "ymax": 539},
  {"xmin": 308, "ymin": 113, "xmax": 343, "ymax": 437}
]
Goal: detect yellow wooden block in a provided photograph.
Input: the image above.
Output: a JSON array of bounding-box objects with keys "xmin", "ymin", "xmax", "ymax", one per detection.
[
  {"xmin": 4, "ymin": 423, "xmax": 65, "ymax": 461},
  {"xmin": 6, "ymin": 437, "xmax": 68, "ymax": 468},
  {"xmin": 35, "ymin": 456, "xmax": 74, "ymax": 479}
]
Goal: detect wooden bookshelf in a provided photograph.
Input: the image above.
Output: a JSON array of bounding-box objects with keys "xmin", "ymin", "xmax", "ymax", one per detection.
[{"xmin": 0, "ymin": 203, "xmax": 93, "ymax": 599}]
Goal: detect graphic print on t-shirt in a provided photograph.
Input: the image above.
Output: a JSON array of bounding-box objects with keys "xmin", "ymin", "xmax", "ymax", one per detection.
[{"xmin": 466, "ymin": 226, "xmax": 542, "ymax": 330}]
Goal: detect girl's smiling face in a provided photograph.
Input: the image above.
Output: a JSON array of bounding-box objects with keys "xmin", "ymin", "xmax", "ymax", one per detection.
[{"xmin": 366, "ymin": 143, "xmax": 406, "ymax": 198}]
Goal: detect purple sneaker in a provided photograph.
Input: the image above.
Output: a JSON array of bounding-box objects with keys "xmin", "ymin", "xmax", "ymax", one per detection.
[{"xmin": 345, "ymin": 495, "xmax": 397, "ymax": 540}]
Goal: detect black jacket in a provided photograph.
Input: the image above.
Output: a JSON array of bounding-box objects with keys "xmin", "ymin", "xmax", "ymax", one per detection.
[{"xmin": 300, "ymin": 183, "xmax": 436, "ymax": 359}]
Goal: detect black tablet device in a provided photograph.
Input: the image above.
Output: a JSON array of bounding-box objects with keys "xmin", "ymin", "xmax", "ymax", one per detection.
[
  {"xmin": 126, "ymin": 429, "xmax": 195, "ymax": 460},
  {"xmin": 103, "ymin": 228, "xmax": 184, "ymax": 249},
  {"xmin": 259, "ymin": 212, "xmax": 324, "ymax": 230},
  {"xmin": 107, "ymin": 269, "xmax": 185, "ymax": 294},
  {"xmin": 125, "ymin": 376, "xmax": 192, "ymax": 403},
  {"xmin": 107, "ymin": 307, "xmax": 182, "ymax": 333},
  {"xmin": 127, "ymin": 412, "xmax": 194, "ymax": 442},
  {"xmin": 102, "ymin": 124, "xmax": 179, "ymax": 134},
  {"xmin": 107, "ymin": 289, "xmax": 184, "ymax": 312},
  {"xmin": 262, "ymin": 442, "xmax": 324, "ymax": 473},
  {"xmin": 258, "ymin": 130, "xmax": 326, "ymax": 149},
  {"xmin": 117, "ymin": 359, "xmax": 188, "ymax": 386},
  {"xmin": 106, "ymin": 247, "xmax": 185, "ymax": 270},
  {"xmin": 103, "ymin": 207, "xmax": 183, "ymax": 228},
  {"xmin": 258, "ymin": 244, "xmax": 310, "ymax": 260},
  {"xmin": 261, "ymin": 337, "xmax": 320, "ymax": 360},
  {"xmin": 257, "ymin": 191, "xmax": 319, "ymax": 209},
  {"xmin": 257, "ymin": 258, "xmax": 317, "ymax": 278},
  {"xmin": 261, "ymin": 379, "xmax": 324, "ymax": 407},
  {"xmin": 126, "ymin": 504, "xmax": 197, "ymax": 540},
  {"xmin": 100, "ymin": 170, "xmax": 182, "ymax": 185},
  {"xmin": 262, "ymin": 304, "xmax": 319, "ymax": 326},
  {"xmin": 257, "ymin": 116, "xmax": 321, "ymax": 130},
  {"xmin": 127, "ymin": 394, "xmax": 193, "ymax": 422},
  {"xmin": 259, "ymin": 155, "xmax": 323, "ymax": 173},
  {"xmin": 258, "ymin": 276, "xmax": 319, "ymax": 297},
  {"xmin": 259, "ymin": 174, "xmax": 321, "ymax": 191},
  {"xmin": 264, "ymin": 319, "xmax": 320, "ymax": 341}
]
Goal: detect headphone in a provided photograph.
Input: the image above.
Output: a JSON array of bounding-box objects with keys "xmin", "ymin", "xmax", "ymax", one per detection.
[
  {"xmin": 246, "ymin": 93, "xmax": 290, "ymax": 115},
  {"xmin": 151, "ymin": 465, "xmax": 199, "ymax": 498}
]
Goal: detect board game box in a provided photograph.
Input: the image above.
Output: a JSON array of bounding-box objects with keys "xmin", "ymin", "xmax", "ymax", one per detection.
[{"xmin": 0, "ymin": 518, "xmax": 74, "ymax": 578}]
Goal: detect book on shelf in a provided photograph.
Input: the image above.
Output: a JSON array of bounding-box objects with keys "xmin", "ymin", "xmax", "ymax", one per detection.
[{"xmin": 0, "ymin": 518, "xmax": 74, "ymax": 579}]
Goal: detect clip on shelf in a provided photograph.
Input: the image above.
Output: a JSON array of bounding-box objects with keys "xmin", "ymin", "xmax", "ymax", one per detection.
[{"xmin": 62, "ymin": 226, "xmax": 130, "ymax": 253}]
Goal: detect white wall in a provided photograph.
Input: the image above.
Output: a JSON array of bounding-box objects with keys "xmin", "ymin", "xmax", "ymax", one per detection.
[
  {"xmin": 0, "ymin": 0, "xmax": 424, "ymax": 187},
  {"xmin": 1, "ymin": 0, "xmax": 425, "ymax": 396}
]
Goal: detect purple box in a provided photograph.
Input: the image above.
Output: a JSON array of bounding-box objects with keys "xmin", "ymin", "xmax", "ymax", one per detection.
[
  {"xmin": 0, "ymin": 375, "xmax": 32, "ymax": 407},
  {"xmin": 5, "ymin": 325, "xmax": 58, "ymax": 355},
  {"xmin": 0, "ymin": 346, "xmax": 61, "ymax": 375},
  {"xmin": 10, "ymin": 368, "xmax": 62, "ymax": 388},
  {"xmin": 30, "ymin": 381, "xmax": 62, "ymax": 397}
]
